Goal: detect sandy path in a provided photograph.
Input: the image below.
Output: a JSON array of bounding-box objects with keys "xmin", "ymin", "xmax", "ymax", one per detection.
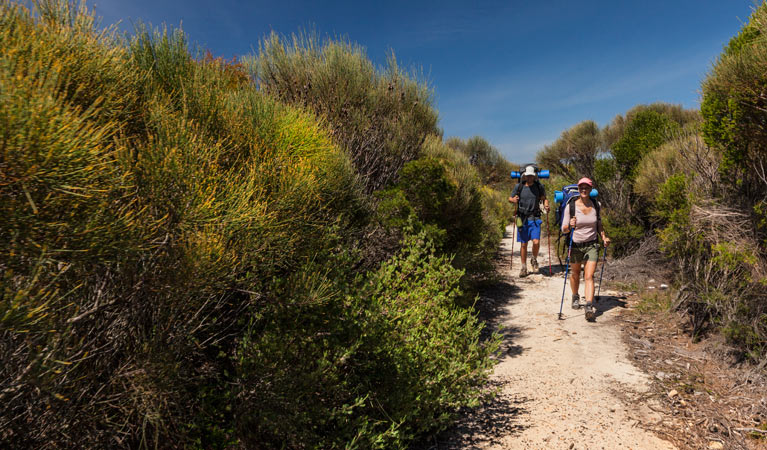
[{"xmin": 422, "ymin": 226, "xmax": 677, "ymax": 449}]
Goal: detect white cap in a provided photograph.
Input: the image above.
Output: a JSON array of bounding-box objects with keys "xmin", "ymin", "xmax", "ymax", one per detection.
[{"xmin": 523, "ymin": 166, "xmax": 536, "ymax": 177}]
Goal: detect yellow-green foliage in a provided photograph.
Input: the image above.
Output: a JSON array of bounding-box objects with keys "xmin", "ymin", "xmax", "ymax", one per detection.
[
  {"xmin": 247, "ymin": 32, "xmax": 439, "ymax": 193},
  {"xmin": 413, "ymin": 135, "xmax": 513, "ymax": 283},
  {"xmin": 445, "ymin": 136, "xmax": 516, "ymax": 188},
  {"xmin": 0, "ymin": 2, "xmax": 499, "ymax": 447},
  {"xmin": 701, "ymin": 1, "xmax": 767, "ymax": 184}
]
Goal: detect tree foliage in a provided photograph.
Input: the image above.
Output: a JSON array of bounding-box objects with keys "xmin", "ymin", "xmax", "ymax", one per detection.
[
  {"xmin": 0, "ymin": 3, "xmax": 504, "ymax": 447},
  {"xmin": 247, "ymin": 32, "xmax": 440, "ymax": 193},
  {"xmin": 701, "ymin": 1, "xmax": 767, "ymax": 199},
  {"xmin": 611, "ymin": 110, "xmax": 679, "ymax": 180},
  {"xmin": 536, "ymin": 120, "xmax": 602, "ymax": 180}
]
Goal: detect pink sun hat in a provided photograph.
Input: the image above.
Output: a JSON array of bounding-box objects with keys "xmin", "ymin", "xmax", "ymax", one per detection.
[{"xmin": 577, "ymin": 177, "xmax": 593, "ymax": 187}]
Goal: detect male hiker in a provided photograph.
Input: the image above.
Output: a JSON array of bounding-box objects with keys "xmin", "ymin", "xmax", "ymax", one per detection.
[{"xmin": 509, "ymin": 165, "xmax": 550, "ymax": 277}]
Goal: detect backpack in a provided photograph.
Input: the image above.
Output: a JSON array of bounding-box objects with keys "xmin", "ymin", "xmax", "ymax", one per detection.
[
  {"xmin": 512, "ymin": 180, "xmax": 545, "ymax": 218},
  {"xmin": 554, "ymin": 184, "xmax": 601, "ymax": 228}
]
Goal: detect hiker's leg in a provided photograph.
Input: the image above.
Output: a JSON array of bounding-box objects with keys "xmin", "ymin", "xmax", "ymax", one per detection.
[
  {"xmin": 570, "ymin": 262, "xmax": 581, "ymax": 295},
  {"xmin": 520, "ymin": 242, "xmax": 528, "ymax": 265},
  {"xmin": 583, "ymin": 260, "xmax": 598, "ymax": 303},
  {"xmin": 530, "ymin": 219, "xmax": 542, "ymax": 257}
]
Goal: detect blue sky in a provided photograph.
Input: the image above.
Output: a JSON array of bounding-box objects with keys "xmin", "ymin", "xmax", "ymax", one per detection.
[{"xmin": 88, "ymin": 0, "xmax": 756, "ymax": 164}]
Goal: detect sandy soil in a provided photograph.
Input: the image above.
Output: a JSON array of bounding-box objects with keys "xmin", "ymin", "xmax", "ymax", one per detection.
[{"xmin": 420, "ymin": 226, "xmax": 677, "ymax": 449}]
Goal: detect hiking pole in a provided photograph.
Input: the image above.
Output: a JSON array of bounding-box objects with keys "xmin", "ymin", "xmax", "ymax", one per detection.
[
  {"xmin": 546, "ymin": 210, "xmax": 552, "ymax": 276},
  {"xmin": 510, "ymin": 204, "xmax": 518, "ymax": 271},
  {"xmin": 558, "ymin": 228, "xmax": 575, "ymax": 320},
  {"xmin": 596, "ymin": 245, "xmax": 608, "ymax": 303}
]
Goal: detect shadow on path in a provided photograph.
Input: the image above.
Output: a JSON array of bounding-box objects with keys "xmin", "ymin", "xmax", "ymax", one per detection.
[
  {"xmin": 594, "ymin": 294, "xmax": 627, "ymax": 318},
  {"xmin": 413, "ymin": 383, "xmax": 530, "ymax": 449},
  {"xmin": 411, "ymin": 229, "xmax": 530, "ymax": 449}
]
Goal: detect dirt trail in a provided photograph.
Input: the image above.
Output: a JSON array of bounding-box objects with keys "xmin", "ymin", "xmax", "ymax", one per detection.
[{"xmin": 425, "ymin": 226, "xmax": 677, "ymax": 449}]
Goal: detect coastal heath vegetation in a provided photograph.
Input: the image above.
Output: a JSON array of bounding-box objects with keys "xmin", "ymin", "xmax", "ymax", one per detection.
[
  {"xmin": 0, "ymin": 1, "xmax": 511, "ymax": 447},
  {"xmin": 537, "ymin": 1, "xmax": 767, "ymax": 365}
]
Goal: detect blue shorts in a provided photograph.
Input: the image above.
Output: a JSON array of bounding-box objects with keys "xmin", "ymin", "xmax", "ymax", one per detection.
[{"xmin": 517, "ymin": 218, "xmax": 542, "ymax": 243}]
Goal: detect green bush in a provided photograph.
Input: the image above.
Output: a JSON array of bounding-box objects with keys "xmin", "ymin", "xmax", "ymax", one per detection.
[
  {"xmin": 0, "ymin": 3, "xmax": 499, "ymax": 447},
  {"xmin": 247, "ymin": 32, "xmax": 439, "ymax": 193},
  {"xmin": 375, "ymin": 136, "xmax": 513, "ymax": 288},
  {"xmin": 536, "ymin": 120, "xmax": 602, "ymax": 180},
  {"xmin": 652, "ymin": 173, "xmax": 689, "ymax": 224},
  {"xmin": 601, "ymin": 215, "xmax": 645, "ymax": 257},
  {"xmin": 445, "ymin": 136, "xmax": 515, "ymax": 188},
  {"xmin": 612, "ymin": 110, "xmax": 679, "ymax": 180},
  {"xmin": 701, "ymin": 1, "xmax": 767, "ymax": 191},
  {"xmin": 234, "ymin": 234, "xmax": 499, "ymax": 448}
]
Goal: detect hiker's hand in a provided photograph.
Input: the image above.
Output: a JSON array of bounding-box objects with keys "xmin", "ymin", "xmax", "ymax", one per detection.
[
  {"xmin": 508, "ymin": 195, "xmax": 519, "ymax": 204},
  {"xmin": 603, "ymin": 236, "xmax": 611, "ymax": 247},
  {"xmin": 544, "ymin": 204, "xmax": 550, "ymax": 212},
  {"xmin": 569, "ymin": 217, "xmax": 576, "ymax": 228}
]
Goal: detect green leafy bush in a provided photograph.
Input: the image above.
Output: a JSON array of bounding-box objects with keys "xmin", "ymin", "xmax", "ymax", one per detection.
[
  {"xmin": 536, "ymin": 120, "xmax": 602, "ymax": 180},
  {"xmin": 0, "ymin": 3, "xmax": 500, "ymax": 448},
  {"xmin": 445, "ymin": 136, "xmax": 516, "ymax": 188},
  {"xmin": 247, "ymin": 32, "xmax": 439, "ymax": 193},
  {"xmin": 375, "ymin": 136, "xmax": 513, "ymax": 289},
  {"xmin": 701, "ymin": 1, "xmax": 767, "ymax": 191},
  {"xmin": 612, "ymin": 110, "xmax": 679, "ymax": 180}
]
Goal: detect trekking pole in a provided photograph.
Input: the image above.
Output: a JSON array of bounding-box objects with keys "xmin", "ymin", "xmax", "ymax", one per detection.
[
  {"xmin": 558, "ymin": 228, "xmax": 575, "ymax": 320},
  {"xmin": 596, "ymin": 245, "xmax": 608, "ymax": 303},
  {"xmin": 546, "ymin": 210, "xmax": 552, "ymax": 276},
  {"xmin": 510, "ymin": 204, "xmax": 518, "ymax": 271}
]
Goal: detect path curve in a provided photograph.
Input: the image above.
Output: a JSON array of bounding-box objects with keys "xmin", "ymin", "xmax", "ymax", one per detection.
[{"xmin": 426, "ymin": 226, "xmax": 677, "ymax": 449}]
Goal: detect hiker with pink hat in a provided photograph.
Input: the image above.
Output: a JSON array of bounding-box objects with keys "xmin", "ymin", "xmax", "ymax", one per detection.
[{"xmin": 560, "ymin": 177, "xmax": 611, "ymax": 320}]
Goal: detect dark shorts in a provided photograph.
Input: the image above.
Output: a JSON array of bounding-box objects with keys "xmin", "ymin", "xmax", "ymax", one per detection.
[
  {"xmin": 517, "ymin": 218, "xmax": 542, "ymax": 243},
  {"xmin": 571, "ymin": 241, "xmax": 600, "ymax": 263}
]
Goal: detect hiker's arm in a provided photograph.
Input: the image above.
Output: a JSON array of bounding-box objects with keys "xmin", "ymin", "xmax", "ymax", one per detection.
[
  {"xmin": 598, "ymin": 221, "xmax": 610, "ymax": 246},
  {"xmin": 508, "ymin": 186, "xmax": 519, "ymax": 204},
  {"xmin": 536, "ymin": 186, "xmax": 549, "ymax": 212},
  {"xmin": 561, "ymin": 207, "xmax": 573, "ymax": 233}
]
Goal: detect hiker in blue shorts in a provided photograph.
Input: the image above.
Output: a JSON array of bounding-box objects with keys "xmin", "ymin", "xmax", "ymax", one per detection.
[{"xmin": 509, "ymin": 165, "xmax": 550, "ymax": 277}]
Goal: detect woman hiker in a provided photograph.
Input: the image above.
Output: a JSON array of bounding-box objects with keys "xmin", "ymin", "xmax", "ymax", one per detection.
[
  {"xmin": 508, "ymin": 165, "xmax": 550, "ymax": 277},
  {"xmin": 560, "ymin": 177, "xmax": 611, "ymax": 320}
]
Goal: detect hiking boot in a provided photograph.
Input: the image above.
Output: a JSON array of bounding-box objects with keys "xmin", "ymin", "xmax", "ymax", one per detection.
[
  {"xmin": 571, "ymin": 293, "xmax": 580, "ymax": 310},
  {"xmin": 519, "ymin": 265, "xmax": 528, "ymax": 278},
  {"xmin": 530, "ymin": 256, "xmax": 539, "ymax": 273},
  {"xmin": 585, "ymin": 303, "xmax": 596, "ymax": 321}
]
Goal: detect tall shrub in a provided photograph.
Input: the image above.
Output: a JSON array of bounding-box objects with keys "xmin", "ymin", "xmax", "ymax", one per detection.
[
  {"xmin": 247, "ymin": 33, "xmax": 440, "ymax": 193},
  {"xmin": 701, "ymin": 1, "xmax": 767, "ymax": 200},
  {"xmin": 1, "ymin": 3, "xmax": 498, "ymax": 447}
]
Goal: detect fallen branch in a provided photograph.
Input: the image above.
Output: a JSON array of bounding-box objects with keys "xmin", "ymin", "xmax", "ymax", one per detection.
[{"xmin": 733, "ymin": 427, "xmax": 767, "ymax": 434}]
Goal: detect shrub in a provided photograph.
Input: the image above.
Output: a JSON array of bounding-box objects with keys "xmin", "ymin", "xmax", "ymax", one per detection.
[
  {"xmin": 701, "ymin": 1, "xmax": 767, "ymax": 198},
  {"xmin": 536, "ymin": 120, "xmax": 602, "ymax": 180},
  {"xmin": 445, "ymin": 136, "xmax": 515, "ymax": 188},
  {"xmin": 247, "ymin": 32, "xmax": 440, "ymax": 193},
  {"xmin": 612, "ymin": 110, "xmax": 679, "ymax": 180},
  {"xmin": 652, "ymin": 173, "xmax": 689, "ymax": 224},
  {"xmin": 235, "ymin": 234, "xmax": 500, "ymax": 448},
  {"xmin": 0, "ymin": 2, "xmax": 501, "ymax": 447},
  {"xmin": 376, "ymin": 136, "xmax": 513, "ymax": 288}
]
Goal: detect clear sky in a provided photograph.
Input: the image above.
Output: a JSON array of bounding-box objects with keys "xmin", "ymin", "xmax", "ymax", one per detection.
[{"xmin": 87, "ymin": 0, "xmax": 756, "ymax": 164}]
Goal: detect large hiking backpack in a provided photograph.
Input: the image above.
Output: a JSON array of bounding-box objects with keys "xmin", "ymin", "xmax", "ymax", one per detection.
[
  {"xmin": 554, "ymin": 184, "xmax": 580, "ymax": 227},
  {"xmin": 554, "ymin": 184, "xmax": 600, "ymax": 227},
  {"xmin": 553, "ymin": 184, "xmax": 600, "ymax": 264}
]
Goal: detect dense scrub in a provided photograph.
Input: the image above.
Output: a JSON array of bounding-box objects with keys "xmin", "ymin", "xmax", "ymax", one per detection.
[
  {"xmin": 537, "ymin": 104, "xmax": 700, "ymax": 257},
  {"xmin": 538, "ymin": 1, "xmax": 767, "ymax": 364},
  {"xmin": 0, "ymin": 2, "xmax": 507, "ymax": 447},
  {"xmin": 247, "ymin": 32, "xmax": 439, "ymax": 194}
]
